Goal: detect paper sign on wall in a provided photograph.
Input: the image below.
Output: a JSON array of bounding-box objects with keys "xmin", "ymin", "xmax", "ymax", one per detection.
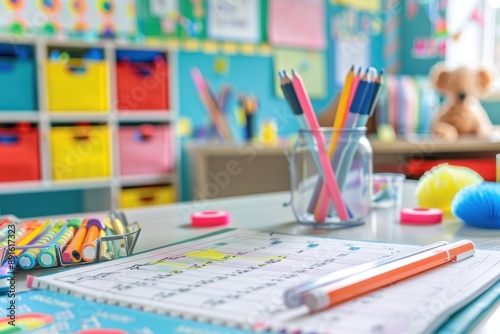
[
  {"xmin": 333, "ymin": 0, "xmax": 381, "ymax": 13},
  {"xmin": 334, "ymin": 33, "xmax": 370, "ymax": 85},
  {"xmin": 150, "ymin": 0, "xmax": 178, "ymax": 16},
  {"xmin": 268, "ymin": 0, "xmax": 326, "ymax": 50},
  {"xmin": 412, "ymin": 37, "xmax": 446, "ymax": 58},
  {"xmin": 274, "ymin": 48, "xmax": 327, "ymax": 99},
  {"xmin": 207, "ymin": 0, "xmax": 260, "ymax": 42}
]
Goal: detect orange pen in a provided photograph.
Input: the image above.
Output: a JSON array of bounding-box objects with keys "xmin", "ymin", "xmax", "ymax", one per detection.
[
  {"xmin": 304, "ymin": 240, "xmax": 476, "ymax": 311},
  {"xmin": 81, "ymin": 219, "xmax": 105, "ymax": 262},
  {"xmin": 62, "ymin": 219, "xmax": 87, "ymax": 263}
]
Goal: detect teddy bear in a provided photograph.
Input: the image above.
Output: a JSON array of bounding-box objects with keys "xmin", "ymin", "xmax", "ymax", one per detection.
[{"xmin": 430, "ymin": 62, "xmax": 496, "ymax": 141}]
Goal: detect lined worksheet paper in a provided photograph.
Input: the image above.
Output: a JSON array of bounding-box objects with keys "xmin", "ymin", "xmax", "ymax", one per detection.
[{"xmin": 30, "ymin": 230, "xmax": 500, "ymax": 334}]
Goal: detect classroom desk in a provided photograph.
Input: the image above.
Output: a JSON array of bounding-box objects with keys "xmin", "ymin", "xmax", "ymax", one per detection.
[{"xmin": 15, "ymin": 180, "xmax": 500, "ymax": 333}]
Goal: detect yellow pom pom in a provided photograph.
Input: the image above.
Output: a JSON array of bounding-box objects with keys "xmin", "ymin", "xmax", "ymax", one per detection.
[{"xmin": 415, "ymin": 164, "xmax": 483, "ymax": 215}]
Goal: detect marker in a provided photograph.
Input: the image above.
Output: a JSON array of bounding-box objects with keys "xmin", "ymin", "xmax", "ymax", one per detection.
[
  {"xmin": 62, "ymin": 219, "xmax": 87, "ymax": 263},
  {"xmin": 99, "ymin": 217, "xmax": 114, "ymax": 260},
  {"xmin": 284, "ymin": 240, "xmax": 449, "ymax": 308},
  {"xmin": 38, "ymin": 219, "xmax": 81, "ymax": 268},
  {"xmin": 303, "ymin": 240, "xmax": 475, "ymax": 311},
  {"xmin": 17, "ymin": 220, "xmax": 66, "ymax": 270},
  {"xmin": 112, "ymin": 219, "xmax": 127, "ymax": 257},
  {"xmin": 82, "ymin": 219, "xmax": 106, "ymax": 262}
]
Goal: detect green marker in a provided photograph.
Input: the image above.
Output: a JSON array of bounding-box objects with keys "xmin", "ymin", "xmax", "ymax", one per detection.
[{"xmin": 38, "ymin": 219, "xmax": 81, "ymax": 268}]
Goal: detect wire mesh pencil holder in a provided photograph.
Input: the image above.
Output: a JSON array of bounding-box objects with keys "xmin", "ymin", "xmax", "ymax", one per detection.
[
  {"xmin": 289, "ymin": 128, "xmax": 372, "ymax": 228},
  {"xmin": 0, "ymin": 215, "xmax": 141, "ymax": 270}
]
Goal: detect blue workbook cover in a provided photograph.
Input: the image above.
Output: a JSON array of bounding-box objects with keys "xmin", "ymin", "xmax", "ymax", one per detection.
[{"xmin": 0, "ymin": 289, "xmax": 271, "ymax": 334}]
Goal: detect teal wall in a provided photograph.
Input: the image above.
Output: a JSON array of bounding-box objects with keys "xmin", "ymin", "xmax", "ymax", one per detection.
[
  {"xmin": 400, "ymin": 2, "xmax": 444, "ymax": 75},
  {"xmin": 0, "ymin": 191, "xmax": 83, "ymax": 218}
]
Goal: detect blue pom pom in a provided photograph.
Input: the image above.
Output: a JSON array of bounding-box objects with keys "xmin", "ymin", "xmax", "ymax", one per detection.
[{"xmin": 452, "ymin": 182, "xmax": 500, "ymax": 229}]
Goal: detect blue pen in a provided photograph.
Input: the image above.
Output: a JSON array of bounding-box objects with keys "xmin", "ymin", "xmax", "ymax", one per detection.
[
  {"xmin": 306, "ymin": 69, "xmax": 373, "ymax": 214},
  {"xmin": 336, "ymin": 69, "xmax": 384, "ymax": 191}
]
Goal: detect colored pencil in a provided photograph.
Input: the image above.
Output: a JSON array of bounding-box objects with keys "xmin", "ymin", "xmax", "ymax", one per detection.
[
  {"xmin": 291, "ymin": 69, "xmax": 349, "ymax": 221},
  {"xmin": 279, "ymin": 71, "xmax": 323, "ymax": 175},
  {"xmin": 190, "ymin": 68, "xmax": 232, "ymax": 142},
  {"xmin": 346, "ymin": 67, "xmax": 362, "ymax": 113},
  {"xmin": 312, "ymin": 69, "xmax": 373, "ymax": 221},
  {"xmin": 335, "ymin": 70, "xmax": 384, "ymax": 191},
  {"xmin": 13, "ymin": 220, "xmax": 51, "ymax": 256},
  {"xmin": 308, "ymin": 66, "xmax": 355, "ymax": 220}
]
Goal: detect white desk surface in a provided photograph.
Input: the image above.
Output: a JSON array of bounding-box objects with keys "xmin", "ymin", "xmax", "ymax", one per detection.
[{"xmin": 15, "ymin": 180, "xmax": 500, "ymax": 333}]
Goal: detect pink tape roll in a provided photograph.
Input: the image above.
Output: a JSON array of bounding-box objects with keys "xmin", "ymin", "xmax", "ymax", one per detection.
[
  {"xmin": 400, "ymin": 208, "xmax": 443, "ymax": 225},
  {"xmin": 191, "ymin": 211, "xmax": 230, "ymax": 228}
]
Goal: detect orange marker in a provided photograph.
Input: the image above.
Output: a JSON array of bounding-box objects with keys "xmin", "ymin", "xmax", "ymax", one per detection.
[
  {"xmin": 81, "ymin": 219, "xmax": 105, "ymax": 262},
  {"xmin": 62, "ymin": 219, "xmax": 87, "ymax": 263},
  {"xmin": 304, "ymin": 240, "xmax": 475, "ymax": 312}
]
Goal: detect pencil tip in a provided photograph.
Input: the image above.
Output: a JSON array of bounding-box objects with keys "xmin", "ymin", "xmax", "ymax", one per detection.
[
  {"xmin": 278, "ymin": 71, "xmax": 285, "ymax": 78},
  {"xmin": 350, "ymin": 64, "xmax": 355, "ymax": 71},
  {"xmin": 357, "ymin": 67, "xmax": 362, "ymax": 74},
  {"xmin": 379, "ymin": 69, "xmax": 385, "ymax": 75},
  {"xmin": 365, "ymin": 68, "xmax": 370, "ymax": 73}
]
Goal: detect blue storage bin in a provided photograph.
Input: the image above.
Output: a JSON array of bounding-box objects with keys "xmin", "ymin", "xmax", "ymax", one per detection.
[{"xmin": 0, "ymin": 45, "xmax": 37, "ymax": 111}]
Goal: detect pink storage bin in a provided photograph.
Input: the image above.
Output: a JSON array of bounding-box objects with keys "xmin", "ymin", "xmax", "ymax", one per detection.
[{"xmin": 119, "ymin": 124, "xmax": 174, "ymax": 175}]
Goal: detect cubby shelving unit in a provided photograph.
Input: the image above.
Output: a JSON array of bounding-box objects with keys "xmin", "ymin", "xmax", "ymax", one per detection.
[{"xmin": 0, "ymin": 35, "xmax": 180, "ymax": 212}]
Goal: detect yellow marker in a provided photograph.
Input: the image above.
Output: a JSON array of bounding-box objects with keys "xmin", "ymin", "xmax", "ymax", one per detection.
[
  {"xmin": 112, "ymin": 218, "xmax": 128, "ymax": 257},
  {"xmin": 99, "ymin": 229, "xmax": 109, "ymax": 261},
  {"xmin": 112, "ymin": 218, "xmax": 126, "ymax": 235}
]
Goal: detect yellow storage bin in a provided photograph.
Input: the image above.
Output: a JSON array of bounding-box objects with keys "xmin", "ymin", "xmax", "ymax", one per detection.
[
  {"xmin": 50, "ymin": 126, "xmax": 111, "ymax": 180},
  {"xmin": 46, "ymin": 58, "xmax": 109, "ymax": 112},
  {"xmin": 120, "ymin": 186, "xmax": 176, "ymax": 209}
]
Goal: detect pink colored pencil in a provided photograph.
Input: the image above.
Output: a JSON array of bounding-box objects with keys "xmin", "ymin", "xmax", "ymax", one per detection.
[
  {"xmin": 291, "ymin": 70, "xmax": 349, "ymax": 221},
  {"xmin": 190, "ymin": 68, "xmax": 232, "ymax": 142}
]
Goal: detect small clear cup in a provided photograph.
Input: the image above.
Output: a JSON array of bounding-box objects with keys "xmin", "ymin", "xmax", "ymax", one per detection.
[{"xmin": 372, "ymin": 173, "xmax": 406, "ymax": 208}]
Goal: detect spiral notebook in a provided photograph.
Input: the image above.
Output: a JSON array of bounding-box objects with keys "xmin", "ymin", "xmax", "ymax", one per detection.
[{"xmin": 27, "ymin": 229, "xmax": 500, "ymax": 334}]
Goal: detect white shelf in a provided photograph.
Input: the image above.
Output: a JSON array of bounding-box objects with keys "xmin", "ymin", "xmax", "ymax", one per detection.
[
  {"xmin": 119, "ymin": 173, "xmax": 175, "ymax": 187},
  {"xmin": 0, "ymin": 178, "xmax": 112, "ymax": 195},
  {"xmin": 46, "ymin": 112, "xmax": 110, "ymax": 123},
  {"xmin": 0, "ymin": 35, "xmax": 175, "ymax": 52},
  {"xmin": 0, "ymin": 112, "xmax": 39, "ymax": 122},
  {"xmin": 116, "ymin": 111, "xmax": 175, "ymax": 123}
]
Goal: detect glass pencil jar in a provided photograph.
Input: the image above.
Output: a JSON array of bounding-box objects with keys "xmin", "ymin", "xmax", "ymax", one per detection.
[{"xmin": 289, "ymin": 127, "xmax": 372, "ymax": 228}]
